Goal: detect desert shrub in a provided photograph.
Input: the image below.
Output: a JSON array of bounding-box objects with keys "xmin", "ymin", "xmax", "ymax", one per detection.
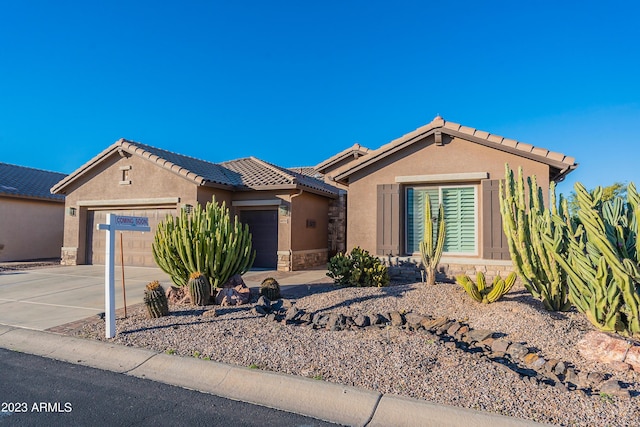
[{"xmin": 327, "ymin": 247, "xmax": 389, "ymax": 287}]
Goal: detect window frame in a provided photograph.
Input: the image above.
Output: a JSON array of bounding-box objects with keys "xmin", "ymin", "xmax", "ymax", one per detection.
[{"xmin": 404, "ymin": 184, "xmax": 478, "ymax": 256}]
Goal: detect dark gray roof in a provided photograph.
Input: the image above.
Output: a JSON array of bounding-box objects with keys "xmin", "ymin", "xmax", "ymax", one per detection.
[{"xmin": 0, "ymin": 162, "xmax": 66, "ymax": 201}]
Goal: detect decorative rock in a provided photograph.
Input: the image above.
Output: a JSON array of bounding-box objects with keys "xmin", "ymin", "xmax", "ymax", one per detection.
[
  {"xmin": 299, "ymin": 312, "xmax": 313, "ymax": 324},
  {"xmin": 465, "ymin": 329, "xmax": 493, "ymax": 343},
  {"xmin": 507, "ymin": 343, "xmax": 529, "ymax": 360},
  {"xmin": 609, "ymin": 361, "xmax": 631, "ymax": 372},
  {"xmin": 265, "ymin": 313, "xmax": 276, "ymax": 322},
  {"xmin": 372, "ymin": 313, "xmax": 390, "ymax": 325},
  {"xmin": 404, "ymin": 313, "xmax": 424, "ymax": 329},
  {"xmin": 421, "ymin": 317, "xmax": 449, "ymax": 331},
  {"xmin": 564, "ymin": 368, "xmax": 580, "ymax": 387},
  {"xmin": 166, "ymin": 286, "xmax": 190, "ymax": 305},
  {"xmin": 202, "ymin": 308, "xmax": 217, "ymax": 317},
  {"xmin": 523, "ymin": 353, "xmax": 539, "ymax": 366},
  {"xmin": 252, "ymin": 305, "xmax": 267, "ymax": 316},
  {"xmin": 544, "ymin": 359, "xmax": 559, "ymax": 374},
  {"xmin": 598, "ymin": 379, "xmax": 629, "ymax": 398},
  {"xmin": 491, "ymin": 339, "xmax": 510, "ymax": 354},
  {"xmin": 389, "ymin": 311, "xmax": 404, "ymax": 327},
  {"xmin": 215, "ymin": 275, "xmax": 251, "ymax": 306},
  {"xmin": 256, "ymin": 296, "xmax": 271, "ymax": 310},
  {"xmin": 354, "ymin": 314, "xmax": 370, "ymax": 327},
  {"xmin": 625, "ymin": 345, "xmax": 640, "ymax": 372},
  {"xmin": 436, "ymin": 321, "xmax": 455, "ymax": 335},
  {"xmin": 586, "ymin": 372, "xmax": 606, "ymax": 387},
  {"xmin": 446, "ymin": 321, "xmax": 462, "ymax": 336},
  {"xmin": 554, "ymin": 361, "xmax": 567, "ymax": 376},
  {"xmin": 577, "ymin": 331, "xmax": 631, "ymax": 364},
  {"xmin": 284, "ymin": 306, "xmax": 302, "ymax": 322}
]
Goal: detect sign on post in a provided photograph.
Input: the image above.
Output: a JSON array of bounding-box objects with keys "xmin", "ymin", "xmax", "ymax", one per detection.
[{"xmin": 97, "ymin": 214, "xmax": 150, "ymax": 338}]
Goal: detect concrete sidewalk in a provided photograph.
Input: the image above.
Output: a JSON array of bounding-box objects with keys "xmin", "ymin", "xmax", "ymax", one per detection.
[{"xmin": 0, "ymin": 265, "xmax": 549, "ymax": 426}]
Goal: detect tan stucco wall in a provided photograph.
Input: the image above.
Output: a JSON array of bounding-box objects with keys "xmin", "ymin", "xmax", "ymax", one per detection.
[
  {"xmin": 0, "ymin": 197, "xmax": 64, "ymax": 261},
  {"xmin": 60, "ymin": 152, "xmax": 203, "ymax": 264},
  {"xmin": 291, "ymin": 191, "xmax": 329, "ymax": 251},
  {"xmin": 345, "ymin": 134, "xmax": 551, "ymax": 258}
]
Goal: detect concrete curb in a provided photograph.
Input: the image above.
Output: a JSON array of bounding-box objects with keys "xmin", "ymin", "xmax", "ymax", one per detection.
[{"xmin": 0, "ymin": 326, "xmax": 549, "ymax": 427}]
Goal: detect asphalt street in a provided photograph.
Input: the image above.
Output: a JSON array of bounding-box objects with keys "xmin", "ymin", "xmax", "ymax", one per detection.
[{"xmin": 0, "ymin": 348, "xmax": 338, "ymax": 427}]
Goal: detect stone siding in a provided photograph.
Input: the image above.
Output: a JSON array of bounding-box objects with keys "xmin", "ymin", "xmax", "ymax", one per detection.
[
  {"xmin": 61, "ymin": 247, "xmax": 78, "ymax": 266},
  {"xmin": 380, "ymin": 256, "xmax": 516, "ymax": 284},
  {"xmin": 327, "ymin": 193, "xmax": 346, "ymax": 257},
  {"xmin": 278, "ymin": 249, "xmax": 329, "ymax": 272}
]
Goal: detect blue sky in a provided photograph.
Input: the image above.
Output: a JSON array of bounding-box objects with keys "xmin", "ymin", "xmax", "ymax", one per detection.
[{"xmin": 1, "ymin": 1, "xmax": 639, "ymax": 195}]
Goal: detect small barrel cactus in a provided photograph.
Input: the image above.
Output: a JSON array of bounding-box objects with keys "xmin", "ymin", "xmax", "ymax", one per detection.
[
  {"xmin": 260, "ymin": 277, "xmax": 281, "ymax": 301},
  {"xmin": 188, "ymin": 272, "xmax": 210, "ymax": 306},
  {"xmin": 144, "ymin": 280, "xmax": 169, "ymax": 318}
]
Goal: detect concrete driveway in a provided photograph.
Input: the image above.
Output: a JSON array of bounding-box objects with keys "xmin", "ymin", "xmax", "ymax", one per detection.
[{"xmin": 0, "ymin": 265, "xmax": 331, "ymax": 331}]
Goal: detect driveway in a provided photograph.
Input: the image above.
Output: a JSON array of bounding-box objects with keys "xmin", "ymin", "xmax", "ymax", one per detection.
[{"xmin": 0, "ymin": 265, "xmax": 331, "ymax": 331}]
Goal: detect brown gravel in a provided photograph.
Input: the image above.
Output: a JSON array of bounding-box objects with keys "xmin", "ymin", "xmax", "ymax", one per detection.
[{"xmin": 74, "ymin": 281, "xmax": 640, "ymax": 427}]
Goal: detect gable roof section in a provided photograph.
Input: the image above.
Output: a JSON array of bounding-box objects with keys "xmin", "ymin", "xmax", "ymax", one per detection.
[
  {"xmin": 332, "ymin": 116, "xmax": 578, "ymax": 184},
  {"xmin": 0, "ymin": 162, "xmax": 66, "ymax": 202},
  {"xmin": 221, "ymin": 157, "xmax": 339, "ymax": 196},
  {"xmin": 315, "ymin": 143, "xmax": 370, "ymax": 173},
  {"xmin": 51, "ymin": 139, "xmax": 338, "ymax": 198}
]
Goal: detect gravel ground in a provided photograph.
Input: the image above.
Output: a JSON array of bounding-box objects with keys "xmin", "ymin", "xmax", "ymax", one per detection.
[{"xmin": 74, "ymin": 281, "xmax": 640, "ymax": 427}]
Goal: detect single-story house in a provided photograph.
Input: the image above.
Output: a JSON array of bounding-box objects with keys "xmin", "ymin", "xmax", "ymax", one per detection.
[
  {"xmin": 323, "ymin": 115, "xmax": 577, "ymax": 279},
  {"xmin": 51, "ymin": 139, "xmax": 340, "ymax": 271},
  {"xmin": 0, "ymin": 162, "xmax": 66, "ymax": 262}
]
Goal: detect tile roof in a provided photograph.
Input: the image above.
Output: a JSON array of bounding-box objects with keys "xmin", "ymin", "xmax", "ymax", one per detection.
[
  {"xmin": 221, "ymin": 157, "xmax": 339, "ymax": 195},
  {"xmin": 51, "ymin": 139, "xmax": 338, "ymax": 198},
  {"xmin": 333, "ymin": 116, "xmax": 578, "ymax": 183},
  {"xmin": 0, "ymin": 162, "xmax": 66, "ymax": 202},
  {"xmin": 314, "ymin": 143, "xmax": 370, "ymax": 173}
]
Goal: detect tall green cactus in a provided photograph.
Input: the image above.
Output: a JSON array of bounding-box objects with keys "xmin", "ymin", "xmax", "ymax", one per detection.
[
  {"xmin": 419, "ymin": 195, "xmax": 445, "ymax": 286},
  {"xmin": 546, "ymin": 182, "xmax": 640, "ymax": 338},
  {"xmin": 499, "ymin": 164, "xmax": 572, "ymax": 311},
  {"xmin": 152, "ymin": 198, "xmax": 255, "ymax": 288}
]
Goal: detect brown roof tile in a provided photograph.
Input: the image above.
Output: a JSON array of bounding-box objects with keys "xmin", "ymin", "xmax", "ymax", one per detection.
[
  {"xmin": 315, "ymin": 143, "xmax": 370, "ymax": 172},
  {"xmin": 51, "ymin": 139, "xmax": 338, "ymax": 198},
  {"xmin": 333, "ymin": 116, "xmax": 578, "ymax": 183}
]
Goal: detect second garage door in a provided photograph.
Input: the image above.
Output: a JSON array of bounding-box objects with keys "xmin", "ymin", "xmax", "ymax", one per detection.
[{"xmin": 240, "ymin": 209, "xmax": 278, "ymax": 269}]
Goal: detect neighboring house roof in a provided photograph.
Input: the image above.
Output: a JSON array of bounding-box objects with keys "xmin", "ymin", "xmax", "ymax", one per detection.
[
  {"xmin": 51, "ymin": 139, "xmax": 339, "ymax": 198},
  {"xmin": 315, "ymin": 143, "xmax": 370, "ymax": 174},
  {"xmin": 333, "ymin": 116, "xmax": 578, "ymax": 184},
  {"xmin": 288, "ymin": 166, "xmax": 323, "ymax": 179},
  {"xmin": 0, "ymin": 162, "xmax": 66, "ymax": 202}
]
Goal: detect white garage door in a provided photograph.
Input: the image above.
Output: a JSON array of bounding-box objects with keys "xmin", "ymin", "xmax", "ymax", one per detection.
[{"xmin": 86, "ymin": 208, "xmax": 176, "ymax": 267}]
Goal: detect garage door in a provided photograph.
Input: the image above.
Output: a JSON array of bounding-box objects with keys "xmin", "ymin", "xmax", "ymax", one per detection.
[
  {"xmin": 240, "ymin": 210, "xmax": 278, "ymax": 269},
  {"xmin": 86, "ymin": 208, "xmax": 176, "ymax": 267}
]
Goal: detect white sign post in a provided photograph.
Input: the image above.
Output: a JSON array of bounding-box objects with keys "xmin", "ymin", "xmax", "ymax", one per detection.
[{"xmin": 97, "ymin": 214, "xmax": 150, "ymax": 338}]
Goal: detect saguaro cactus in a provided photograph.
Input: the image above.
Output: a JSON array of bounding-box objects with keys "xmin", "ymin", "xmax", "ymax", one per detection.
[
  {"xmin": 499, "ymin": 164, "xmax": 572, "ymax": 311},
  {"xmin": 152, "ymin": 198, "xmax": 255, "ymax": 288},
  {"xmin": 419, "ymin": 196, "xmax": 445, "ymax": 286},
  {"xmin": 546, "ymin": 182, "xmax": 640, "ymax": 338}
]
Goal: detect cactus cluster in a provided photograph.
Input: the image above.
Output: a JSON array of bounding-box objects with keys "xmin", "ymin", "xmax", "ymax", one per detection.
[
  {"xmin": 456, "ymin": 272, "xmax": 517, "ymax": 304},
  {"xmin": 419, "ymin": 195, "xmax": 445, "ymax": 286},
  {"xmin": 546, "ymin": 182, "xmax": 640, "ymax": 338},
  {"xmin": 143, "ymin": 280, "xmax": 169, "ymax": 318},
  {"xmin": 327, "ymin": 247, "xmax": 389, "ymax": 287},
  {"xmin": 152, "ymin": 198, "xmax": 255, "ymax": 289},
  {"xmin": 499, "ymin": 164, "xmax": 572, "ymax": 311},
  {"xmin": 188, "ymin": 272, "xmax": 210, "ymax": 306},
  {"xmin": 259, "ymin": 277, "xmax": 281, "ymax": 300}
]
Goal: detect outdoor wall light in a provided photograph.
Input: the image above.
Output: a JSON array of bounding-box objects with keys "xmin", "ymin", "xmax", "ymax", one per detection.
[
  {"xmin": 67, "ymin": 207, "xmax": 77, "ymax": 216},
  {"xmin": 182, "ymin": 204, "xmax": 193, "ymax": 214},
  {"xmin": 278, "ymin": 204, "xmax": 290, "ymax": 216}
]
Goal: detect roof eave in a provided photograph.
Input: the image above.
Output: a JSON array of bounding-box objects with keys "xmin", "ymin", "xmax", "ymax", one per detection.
[{"xmin": 0, "ymin": 193, "xmax": 65, "ymax": 203}]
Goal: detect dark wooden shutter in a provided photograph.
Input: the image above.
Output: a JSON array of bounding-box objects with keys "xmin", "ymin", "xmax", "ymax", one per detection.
[
  {"xmin": 377, "ymin": 184, "xmax": 401, "ymax": 256},
  {"xmin": 482, "ymin": 180, "xmax": 510, "ymax": 260}
]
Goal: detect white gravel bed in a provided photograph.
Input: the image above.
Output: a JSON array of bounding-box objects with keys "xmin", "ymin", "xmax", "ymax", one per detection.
[{"xmin": 75, "ymin": 281, "xmax": 640, "ymax": 427}]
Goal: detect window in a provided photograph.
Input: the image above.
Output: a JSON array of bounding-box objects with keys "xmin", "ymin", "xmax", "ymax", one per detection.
[{"xmin": 406, "ymin": 185, "xmax": 476, "ymax": 255}]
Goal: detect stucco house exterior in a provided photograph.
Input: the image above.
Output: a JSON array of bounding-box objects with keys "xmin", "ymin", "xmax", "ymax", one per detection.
[
  {"xmin": 324, "ymin": 116, "xmax": 577, "ymax": 279},
  {"xmin": 51, "ymin": 139, "xmax": 339, "ymax": 271},
  {"xmin": 0, "ymin": 162, "xmax": 66, "ymax": 262}
]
